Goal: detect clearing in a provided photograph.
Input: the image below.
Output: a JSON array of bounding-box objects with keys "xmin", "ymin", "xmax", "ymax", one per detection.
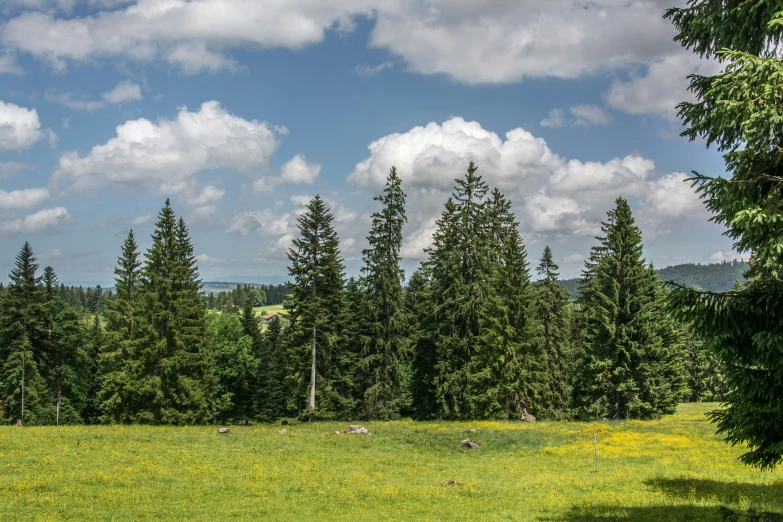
[{"xmin": 0, "ymin": 403, "xmax": 780, "ymax": 521}]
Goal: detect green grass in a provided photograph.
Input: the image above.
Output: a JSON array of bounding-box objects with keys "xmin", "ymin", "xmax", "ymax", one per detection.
[
  {"xmin": 1, "ymin": 403, "xmax": 781, "ymax": 521},
  {"xmin": 253, "ymin": 303, "xmax": 287, "ymax": 316}
]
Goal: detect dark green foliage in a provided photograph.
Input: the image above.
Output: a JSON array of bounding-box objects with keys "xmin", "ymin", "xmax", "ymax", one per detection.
[
  {"xmin": 358, "ymin": 167, "xmax": 408, "ymax": 420},
  {"xmin": 406, "ymin": 267, "xmax": 436, "ymax": 419},
  {"xmin": 285, "ymin": 195, "xmax": 353, "ymax": 419},
  {"xmin": 531, "ymin": 246, "xmax": 574, "ymax": 419},
  {"xmin": 682, "ymin": 326, "xmax": 727, "ymax": 403},
  {"xmin": 99, "ymin": 230, "xmax": 148, "ymax": 423},
  {"xmin": 576, "ymin": 198, "xmax": 686, "ymax": 420},
  {"xmin": 415, "ymin": 163, "xmax": 493, "ymax": 420},
  {"xmin": 468, "ymin": 189, "xmax": 533, "ymax": 420},
  {"xmin": 207, "ymin": 313, "xmax": 258, "ymax": 424},
  {"xmin": 261, "ymin": 315, "xmax": 286, "ymax": 419},
  {"xmin": 0, "ymin": 243, "xmax": 49, "ymax": 424},
  {"xmin": 664, "ymin": 0, "xmax": 783, "ymax": 469}
]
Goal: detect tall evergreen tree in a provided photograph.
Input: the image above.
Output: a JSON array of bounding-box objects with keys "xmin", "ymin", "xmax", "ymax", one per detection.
[
  {"xmin": 419, "ymin": 162, "xmax": 491, "ymax": 420},
  {"xmin": 576, "ymin": 198, "xmax": 686, "ymax": 420},
  {"xmin": 664, "ymin": 0, "xmax": 783, "ymax": 469},
  {"xmin": 358, "ymin": 167, "xmax": 408, "ymax": 419},
  {"xmin": 240, "ymin": 301, "xmax": 267, "ymax": 419},
  {"xmin": 99, "ymin": 230, "xmax": 146, "ymax": 423},
  {"xmin": 285, "ymin": 195, "xmax": 351, "ymax": 419},
  {"xmin": 468, "ymin": 190, "xmax": 533, "ymax": 419},
  {"xmin": 0, "ymin": 243, "xmax": 48, "ymax": 424},
  {"xmin": 531, "ymin": 246, "xmax": 574, "ymax": 419}
]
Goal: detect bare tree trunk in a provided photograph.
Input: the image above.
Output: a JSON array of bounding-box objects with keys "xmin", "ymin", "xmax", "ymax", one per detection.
[
  {"xmin": 309, "ymin": 326, "xmax": 316, "ymax": 412},
  {"xmin": 20, "ymin": 348, "xmax": 25, "ymax": 427}
]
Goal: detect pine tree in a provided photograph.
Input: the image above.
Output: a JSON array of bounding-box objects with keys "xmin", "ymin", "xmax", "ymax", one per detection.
[
  {"xmin": 83, "ymin": 314, "xmax": 103, "ymax": 424},
  {"xmin": 664, "ymin": 1, "xmax": 783, "ymax": 469},
  {"xmin": 407, "ymin": 267, "xmax": 436, "ymax": 418},
  {"xmin": 0, "ymin": 243, "xmax": 48, "ymax": 424},
  {"xmin": 420, "ymin": 162, "xmax": 491, "ymax": 420},
  {"xmin": 284, "ymin": 195, "xmax": 351, "ymax": 419},
  {"xmin": 469, "ymin": 190, "xmax": 533, "ymax": 419},
  {"xmin": 99, "ymin": 230, "xmax": 146, "ymax": 423},
  {"xmin": 358, "ymin": 167, "xmax": 408, "ymax": 419},
  {"xmin": 576, "ymin": 198, "xmax": 686, "ymax": 420},
  {"xmin": 531, "ymin": 246, "xmax": 574, "ymax": 419}
]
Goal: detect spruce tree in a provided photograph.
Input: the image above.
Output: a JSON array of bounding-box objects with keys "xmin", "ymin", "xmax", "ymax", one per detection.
[
  {"xmin": 419, "ymin": 162, "xmax": 491, "ymax": 420},
  {"xmin": 99, "ymin": 230, "xmax": 146, "ymax": 423},
  {"xmin": 285, "ymin": 195, "xmax": 351, "ymax": 419},
  {"xmin": 0, "ymin": 243, "xmax": 48, "ymax": 424},
  {"xmin": 240, "ymin": 301, "xmax": 267, "ymax": 420},
  {"xmin": 576, "ymin": 198, "xmax": 685, "ymax": 420},
  {"xmin": 358, "ymin": 167, "xmax": 408, "ymax": 419},
  {"xmin": 468, "ymin": 190, "xmax": 534, "ymax": 419},
  {"xmin": 406, "ymin": 267, "xmax": 436, "ymax": 418},
  {"xmin": 531, "ymin": 246, "xmax": 574, "ymax": 419},
  {"xmin": 261, "ymin": 315, "xmax": 286, "ymax": 419},
  {"xmin": 664, "ymin": 1, "xmax": 783, "ymax": 469}
]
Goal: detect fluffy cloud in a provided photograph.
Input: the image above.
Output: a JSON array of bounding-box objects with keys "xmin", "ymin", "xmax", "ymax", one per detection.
[
  {"xmin": 606, "ymin": 53, "xmax": 722, "ymax": 120},
  {"xmin": 0, "ymin": 100, "xmax": 43, "ymax": 150},
  {"xmin": 540, "ymin": 109, "xmax": 566, "ymax": 129},
  {"xmin": 570, "ymin": 105, "xmax": 610, "ymax": 126},
  {"xmin": 101, "ymin": 80, "xmax": 143, "ymax": 104},
  {"xmin": 1, "ymin": 0, "xmax": 375, "ymax": 73},
  {"xmin": 370, "ymin": 0, "xmax": 682, "ymax": 84},
  {"xmin": 348, "ymin": 116, "xmax": 704, "ymax": 258},
  {"xmin": 195, "ymin": 253, "xmax": 223, "ymax": 264},
  {"xmin": 226, "ymin": 209, "xmax": 295, "ymax": 237},
  {"xmin": 188, "ymin": 185, "xmax": 225, "ymax": 219},
  {"xmin": 0, "ymin": 206, "xmax": 71, "ymax": 238},
  {"xmin": 52, "ymin": 100, "xmax": 284, "ymax": 195},
  {"xmin": 251, "ymin": 155, "xmax": 321, "ymax": 193},
  {"xmin": 0, "ymin": 52, "xmax": 23, "ymax": 74},
  {"xmin": 0, "ymin": 187, "xmax": 50, "ymax": 211}
]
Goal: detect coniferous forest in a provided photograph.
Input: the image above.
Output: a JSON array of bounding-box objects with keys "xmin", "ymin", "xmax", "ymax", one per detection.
[{"xmin": 0, "ymin": 165, "xmax": 726, "ymax": 427}]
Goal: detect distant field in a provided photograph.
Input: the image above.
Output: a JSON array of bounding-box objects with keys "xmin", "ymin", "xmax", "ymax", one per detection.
[
  {"xmin": 253, "ymin": 303, "xmax": 287, "ymax": 316},
  {"xmin": 1, "ymin": 403, "xmax": 780, "ymax": 521}
]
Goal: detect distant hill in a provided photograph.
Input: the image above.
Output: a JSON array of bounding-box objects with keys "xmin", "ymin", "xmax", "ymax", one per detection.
[{"xmin": 557, "ymin": 260, "xmax": 748, "ymax": 298}]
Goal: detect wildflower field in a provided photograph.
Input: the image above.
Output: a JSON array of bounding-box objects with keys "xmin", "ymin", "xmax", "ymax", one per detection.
[{"xmin": 0, "ymin": 403, "xmax": 780, "ymax": 521}]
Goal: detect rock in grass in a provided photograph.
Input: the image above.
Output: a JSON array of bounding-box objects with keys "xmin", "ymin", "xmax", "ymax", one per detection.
[
  {"xmin": 344, "ymin": 425, "xmax": 369, "ymax": 435},
  {"xmin": 459, "ymin": 439, "xmax": 479, "ymax": 449},
  {"xmin": 217, "ymin": 428, "xmax": 233, "ymax": 434},
  {"xmin": 465, "ymin": 428, "xmax": 477, "ymax": 433},
  {"xmin": 443, "ymin": 479, "xmax": 461, "ymax": 486},
  {"xmin": 520, "ymin": 409, "xmax": 536, "ymax": 423},
  {"xmin": 279, "ymin": 429, "xmax": 287, "ymax": 435}
]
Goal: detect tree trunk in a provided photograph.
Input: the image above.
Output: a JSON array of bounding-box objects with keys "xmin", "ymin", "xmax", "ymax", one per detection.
[{"xmin": 309, "ymin": 326, "xmax": 316, "ymax": 412}]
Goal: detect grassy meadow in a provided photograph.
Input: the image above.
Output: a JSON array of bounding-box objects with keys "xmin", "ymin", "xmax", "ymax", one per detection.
[{"xmin": 1, "ymin": 403, "xmax": 781, "ymax": 521}]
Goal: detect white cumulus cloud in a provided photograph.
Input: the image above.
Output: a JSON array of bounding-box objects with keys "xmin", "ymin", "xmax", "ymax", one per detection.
[
  {"xmin": 0, "ymin": 100, "xmax": 43, "ymax": 150},
  {"xmin": 0, "ymin": 206, "xmax": 71, "ymax": 238},
  {"xmin": 0, "ymin": 187, "xmax": 50, "ymax": 211},
  {"xmin": 52, "ymin": 100, "xmax": 284, "ymax": 196}
]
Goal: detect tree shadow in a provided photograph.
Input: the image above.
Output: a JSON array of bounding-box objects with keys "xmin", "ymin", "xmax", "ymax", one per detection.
[
  {"xmin": 544, "ymin": 504, "xmax": 723, "ymax": 521},
  {"xmin": 646, "ymin": 477, "xmax": 783, "ymax": 509}
]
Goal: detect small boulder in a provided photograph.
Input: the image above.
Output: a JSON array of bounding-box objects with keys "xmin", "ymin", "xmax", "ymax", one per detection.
[
  {"xmin": 443, "ymin": 479, "xmax": 461, "ymax": 486},
  {"xmin": 459, "ymin": 439, "xmax": 480, "ymax": 449},
  {"xmin": 217, "ymin": 427, "xmax": 233, "ymax": 434},
  {"xmin": 344, "ymin": 425, "xmax": 370, "ymax": 435},
  {"xmin": 279, "ymin": 429, "xmax": 287, "ymax": 435},
  {"xmin": 520, "ymin": 409, "xmax": 536, "ymax": 423},
  {"xmin": 16, "ymin": 419, "xmax": 22, "ymax": 427},
  {"xmin": 465, "ymin": 428, "xmax": 477, "ymax": 433},
  {"xmin": 333, "ymin": 430, "xmax": 341, "ymax": 435}
]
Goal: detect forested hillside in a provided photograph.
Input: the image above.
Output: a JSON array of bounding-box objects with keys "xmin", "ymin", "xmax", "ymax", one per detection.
[{"xmin": 557, "ymin": 260, "xmax": 747, "ymax": 298}]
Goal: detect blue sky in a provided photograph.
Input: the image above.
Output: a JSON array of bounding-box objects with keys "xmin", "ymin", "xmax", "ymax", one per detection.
[{"xmin": 0, "ymin": 0, "xmax": 740, "ymax": 284}]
